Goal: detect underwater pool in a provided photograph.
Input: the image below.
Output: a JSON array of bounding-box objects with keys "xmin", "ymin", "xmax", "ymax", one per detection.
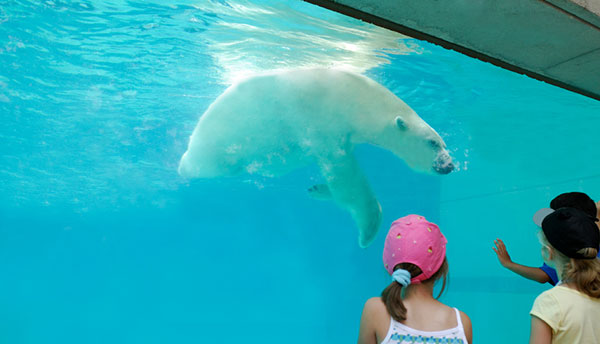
[{"xmin": 1, "ymin": 0, "xmax": 600, "ymax": 343}]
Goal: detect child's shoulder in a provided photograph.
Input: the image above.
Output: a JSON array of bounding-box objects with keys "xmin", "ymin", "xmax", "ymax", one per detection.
[
  {"xmin": 456, "ymin": 308, "xmax": 471, "ymax": 330},
  {"xmin": 539, "ymin": 285, "xmax": 577, "ymax": 300},
  {"xmin": 362, "ymin": 297, "xmax": 388, "ymax": 319},
  {"xmin": 364, "ymin": 297, "xmax": 386, "ymax": 310}
]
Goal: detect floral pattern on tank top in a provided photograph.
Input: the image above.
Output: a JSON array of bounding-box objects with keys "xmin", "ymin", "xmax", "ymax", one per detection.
[
  {"xmin": 390, "ymin": 333, "xmax": 464, "ymax": 343},
  {"xmin": 382, "ymin": 308, "xmax": 468, "ymax": 344}
]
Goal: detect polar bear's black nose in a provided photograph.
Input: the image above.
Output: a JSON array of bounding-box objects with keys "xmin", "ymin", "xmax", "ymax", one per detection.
[
  {"xmin": 433, "ymin": 156, "xmax": 454, "ymax": 175},
  {"xmin": 434, "ymin": 162, "xmax": 454, "ymax": 175}
]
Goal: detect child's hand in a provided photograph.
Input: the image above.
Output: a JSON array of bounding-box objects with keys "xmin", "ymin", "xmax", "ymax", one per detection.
[{"xmin": 493, "ymin": 239, "xmax": 513, "ymax": 268}]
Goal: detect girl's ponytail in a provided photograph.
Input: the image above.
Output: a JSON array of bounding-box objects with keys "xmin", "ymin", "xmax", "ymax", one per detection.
[
  {"xmin": 563, "ymin": 248, "xmax": 600, "ymax": 298},
  {"xmin": 381, "ymin": 259, "xmax": 449, "ymax": 322},
  {"xmin": 381, "ymin": 276, "xmax": 407, "ymax": 322}
]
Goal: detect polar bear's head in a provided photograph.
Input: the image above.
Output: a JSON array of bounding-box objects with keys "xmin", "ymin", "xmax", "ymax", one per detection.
[{"xmin": 384, "ymin": 115, "xmax": 454, "ymax": 175}]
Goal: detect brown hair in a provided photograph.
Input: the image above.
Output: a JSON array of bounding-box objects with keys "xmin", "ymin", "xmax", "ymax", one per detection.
[
  {"xmin": 380, "ymin": 258, "xmax": 449, "ymax": 322},
  {"xmin": 539, "ymin": 232, "xmax": 600, "ymax": 298}
]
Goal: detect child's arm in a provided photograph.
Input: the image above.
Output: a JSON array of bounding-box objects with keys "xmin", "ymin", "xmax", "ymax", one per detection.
[
  {"xmin": 357, "ymin": 298, "xmax": 379, "ymax": 344},
  {"xmin": 493, "ymin": 239, "xmax": 551, "ymax": 283},
  {"xmin": 529, "ymin": 315, "xmax": 552, "ymax": 344}
]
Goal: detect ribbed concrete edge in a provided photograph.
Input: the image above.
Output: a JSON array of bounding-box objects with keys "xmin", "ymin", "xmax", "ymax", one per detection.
[{"xmin": 304, "ymin": 0, "xmax": 600, "ymax": 102}]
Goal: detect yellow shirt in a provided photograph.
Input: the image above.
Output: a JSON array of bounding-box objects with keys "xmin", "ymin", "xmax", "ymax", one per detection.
[{"xmin": 530, "ymin": 285, "xmax": 600, "ymax": 344}]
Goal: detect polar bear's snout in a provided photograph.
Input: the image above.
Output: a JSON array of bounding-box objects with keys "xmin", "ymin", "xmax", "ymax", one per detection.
[{"xmin": 433, "ymin": 152, "xmax": 454, "ymax": 175}]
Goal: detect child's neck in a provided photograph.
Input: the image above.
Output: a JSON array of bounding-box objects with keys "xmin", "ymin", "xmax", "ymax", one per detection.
[
  {"xmin": 404, "ymin": 282, "xmax": 436, "ymax": 300},
  {"xmin": 554, "ymin": 259, "xmax": 577, "ymax": 289}
]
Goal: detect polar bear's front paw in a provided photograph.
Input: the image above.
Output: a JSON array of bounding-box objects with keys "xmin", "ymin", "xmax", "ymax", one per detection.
[{"xmin": 358, "ymin": 203, "xmax": 382, "ymax": 248}]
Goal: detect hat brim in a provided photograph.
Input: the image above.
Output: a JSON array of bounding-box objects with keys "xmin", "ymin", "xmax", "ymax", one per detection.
[{"xmin": 533, "ymin": 208, "xmax": 554, "ymax": 227}]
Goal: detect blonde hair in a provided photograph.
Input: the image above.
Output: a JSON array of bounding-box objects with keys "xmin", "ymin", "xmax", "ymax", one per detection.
[
  {"xmin": 380, "ymin": 258, "xmax": 449, "ymax": 322},
  {"xmin": 539, "ymin": 231, "xmax": 600, "ymax": 298}
]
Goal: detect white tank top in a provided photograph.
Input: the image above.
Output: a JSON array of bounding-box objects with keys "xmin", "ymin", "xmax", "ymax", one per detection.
[{"xmin": 381, "ymin": 308, "xmax": 469, "ymax": 344}]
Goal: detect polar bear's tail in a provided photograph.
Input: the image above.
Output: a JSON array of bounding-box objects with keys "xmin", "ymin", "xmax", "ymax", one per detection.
[
  {"xmin": 177, "ymin": 151, "xmax": 196, "ymax": 178},
  {"xmin": 178, "ymin": 145, "xmax": 243, "ymax": 179}
]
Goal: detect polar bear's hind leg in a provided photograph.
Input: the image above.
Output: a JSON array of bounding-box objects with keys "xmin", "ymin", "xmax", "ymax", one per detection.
[{"xmin": 308, "ymin": 184, "xmax": 333, "ymax": 200}]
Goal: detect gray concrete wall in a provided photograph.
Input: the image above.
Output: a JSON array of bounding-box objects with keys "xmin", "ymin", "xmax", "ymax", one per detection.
[{"xmin": 305, "ymin": 0, "xmax": 600, "ymax": 101}]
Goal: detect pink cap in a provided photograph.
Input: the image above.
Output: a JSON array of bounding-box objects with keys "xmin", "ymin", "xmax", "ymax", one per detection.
[{"xmin": 382, "ymin": 214, "xmax": 447, "ymax": 284}]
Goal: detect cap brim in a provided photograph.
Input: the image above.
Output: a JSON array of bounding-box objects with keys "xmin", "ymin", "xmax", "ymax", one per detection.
[{"xmin": 533, "ymin": 208, "xmax": 554, "ymax": 227}]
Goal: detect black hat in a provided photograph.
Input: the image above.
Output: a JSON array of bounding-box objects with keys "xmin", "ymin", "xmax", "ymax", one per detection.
[
  {"xmin": 541, "ymin": 207, "xmax": 600, "ymax": 259},
  {"xmin": 533, "ymin": 191, "xmax": 597, "ymax": 226},
  {"xmin": 550, "ymin": 192, "xmax": 597, "ymax": 217}
]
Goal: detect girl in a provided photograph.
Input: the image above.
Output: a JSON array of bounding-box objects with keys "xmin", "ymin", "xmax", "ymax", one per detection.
[
  {"xmin": 530, "ymin": 207, "xmax": 600, "ymax": 343},
  {"xmin": 358, "ymin": 214, "xmax": 472, "ymax": 344}
]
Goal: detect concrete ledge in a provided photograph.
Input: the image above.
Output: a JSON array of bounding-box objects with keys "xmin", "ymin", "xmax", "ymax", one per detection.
[{"xmin": 304, "ymin": 0, "xmax": 600, "ymax": 101}]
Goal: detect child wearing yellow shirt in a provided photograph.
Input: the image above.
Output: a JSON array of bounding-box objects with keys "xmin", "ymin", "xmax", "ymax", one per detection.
[{"xmin": 529, "ymin": 207, "xmax": 600, "ymax": 343}]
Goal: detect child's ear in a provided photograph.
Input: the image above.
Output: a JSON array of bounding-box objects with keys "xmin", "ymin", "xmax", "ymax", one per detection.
[{"xmin": 541, "ymin": 245, "xmax": 553, "ymax": 263}]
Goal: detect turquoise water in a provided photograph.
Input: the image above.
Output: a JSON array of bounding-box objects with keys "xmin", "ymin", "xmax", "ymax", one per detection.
[{"xmin": 1, "ymin": 1, "xmax": 600, "ymax": 343}]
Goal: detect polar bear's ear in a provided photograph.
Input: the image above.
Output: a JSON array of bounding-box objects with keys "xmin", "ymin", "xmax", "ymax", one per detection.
[{"xmin": 395, "ymin": 116, "xmax": 407, "ymax": 130}]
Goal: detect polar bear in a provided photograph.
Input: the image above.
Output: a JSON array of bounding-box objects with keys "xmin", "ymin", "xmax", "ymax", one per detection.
[{"xmin": 179, "ymin": 68, "xmax": 453, "ymax": 247}]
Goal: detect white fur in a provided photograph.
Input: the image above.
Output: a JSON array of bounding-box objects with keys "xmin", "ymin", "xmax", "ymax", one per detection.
[{"xmin": 179, "ymin": 68, "xmax": 452, "ymax": 247}]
